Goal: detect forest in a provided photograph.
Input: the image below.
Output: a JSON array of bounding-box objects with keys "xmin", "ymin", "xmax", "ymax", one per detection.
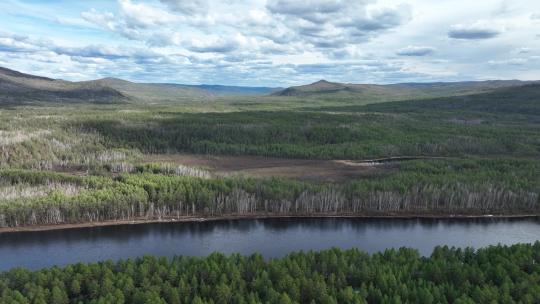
[
  {"xmin": 0, "ymin": 157, "xmax": 538, "ymax": 227},
  {"xmin": 1, "ymin": 243, "xmax": 540, "ymax": 303},
  {"xmin": 0, "ymin": 81, "xmax": 538, "ymax": 228},
  {"xmin": 78, "ymin": 108, "xmax": 539, "ymax": 159}
]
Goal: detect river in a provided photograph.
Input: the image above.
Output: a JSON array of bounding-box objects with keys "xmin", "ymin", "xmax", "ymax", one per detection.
[{"xmin": 1, "ymin": 217, "xmax": 539, "ymax": 271}]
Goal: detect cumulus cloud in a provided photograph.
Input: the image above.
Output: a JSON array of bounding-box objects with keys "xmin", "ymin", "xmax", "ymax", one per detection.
[
  {"xmin": 158, "ymin": 0, "xmax": 208, "ymax": 15},
  {"xmin": 340, "ymin": 6, "xmax": 410, "ymax": 32},
  {"xmin": 0, "ymin": 33, "xmax": 50, "ymax": 53},
  {"xmin": 266, "ymin": 0, "xmax": 346, "ymax": 22},
  {"xmin": 53, "ymin": 45, "xmax": 129, "ymax": 59},
  {"xmin": 119, "ymin": 0, "xmax": 182, "ymax": 28},
  {"xmin": 186, "ymin": 37, "xmax": 239, "ymax": 53},
  {"xmin": 488, "ymin": 58, "xmax": 528, "ymax": 66},
  {"xmin": 448, "ymin": 23, "xmax": 501, "ymax": 39},
  {"xmin": 396, "ymin": 46, "xmax": 435, "ymax": 56},
  {"xmin": 146, "ymin": 32, "xmax": 183, "ymax": 47},
  {"xmin": 265, "ymin": 1, "xmax": 411, "ymax": 47},
  {"xmin": 81, "ymin": 8, "xmax": 142, "ymax": 40},
  {"xmin": 81, "ymin": 0, "xmax": 410, "ymax": 56},
  {"xmin": 513, "ymin": 47, "xmax": 531, "ymax": 54},
  {"xmin": 0, "ymin": 31, "xmax": 163, "ymax": 66},
  {"xmin": 81, "ymin": 9, "xmax": 116, "ymax": 30},
  {"xmin": 82, "ymin": 0, "xmax": 186, "ymax": 42},
  {"xmin": 3, "ymin": 0, "xmax": 540, "ymax": 85},
  {"xmin": 0, "ymin": 37, "xmax": 39, "ymax": 53}
]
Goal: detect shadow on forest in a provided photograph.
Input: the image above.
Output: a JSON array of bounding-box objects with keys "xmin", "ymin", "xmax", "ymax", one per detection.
[{"xmin": 73, "ymin": 106, "xmax": 540, "ymax": 159}]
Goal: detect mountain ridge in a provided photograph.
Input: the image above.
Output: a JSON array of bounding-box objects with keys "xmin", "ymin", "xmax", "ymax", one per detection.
[
  {"xmin": 2, "ymin": 66, "xmax": 539, "ymax": 104},
  {"xmin": 272, "ymin": 78, "xmax": 540, "ymax": 102},
  {"xmin": 0, "ymin": 67, "xmax": 127, "ymax": 104}
]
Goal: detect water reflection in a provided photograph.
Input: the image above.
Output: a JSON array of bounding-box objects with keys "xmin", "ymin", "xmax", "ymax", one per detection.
[{"xmin": 0, "ymin": 217, "xmax": 539, "ymax": 271}]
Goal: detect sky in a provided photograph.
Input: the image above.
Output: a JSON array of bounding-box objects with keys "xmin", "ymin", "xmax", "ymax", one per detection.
[{"xmin": 0, "ymin": 0, "xmax": 539, "ymax": 86}]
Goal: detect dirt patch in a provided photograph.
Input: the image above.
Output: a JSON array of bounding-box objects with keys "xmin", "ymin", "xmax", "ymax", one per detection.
[
  {"xmin": 338, "ymin": 156, "xmax": 447, "ymax": 166},
  {"xmin": 448, "ymin": 118, "xmax": 484, "ymax": 125},
  {"xmin": 144, "ymin": 154, "xmax": 390, "ymax": 182}
]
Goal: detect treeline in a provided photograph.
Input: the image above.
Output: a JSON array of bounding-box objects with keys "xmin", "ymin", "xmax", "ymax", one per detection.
[
  {"xmin": 1, "ymin": 159, "xmax": 538, "ymax": 227},
  {"xmin": 2, "ymin": 244, "xmax": 540, "ymax": 303},
  {"xmin": 77, "ymin": 109, "xmax": 540, "ymax": 159}
]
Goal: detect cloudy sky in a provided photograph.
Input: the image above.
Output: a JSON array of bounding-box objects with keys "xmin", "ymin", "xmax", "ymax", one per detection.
[{"xmin": 0, "ymin": 0, "xmax": 539, "ymax": 86}]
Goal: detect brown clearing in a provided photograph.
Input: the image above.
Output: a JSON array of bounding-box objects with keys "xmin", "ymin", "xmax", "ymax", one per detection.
[{"xmin": 144, "ymin": 154, "xmax": 393, "ymax": 182}]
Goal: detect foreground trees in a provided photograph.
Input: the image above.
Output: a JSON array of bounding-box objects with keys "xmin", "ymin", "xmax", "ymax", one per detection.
[{"xmin": 1, "ymin": 243, "xmax": 540, "ymax": 303}]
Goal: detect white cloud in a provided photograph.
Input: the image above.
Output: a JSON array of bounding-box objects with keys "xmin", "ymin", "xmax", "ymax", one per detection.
[
  {"xmin": 513, "ymin": 47, "xmax": 531, "ymax": 54},
  {"xmin": 488, "ymin": 57, "xmax": 529, "ymax": 66},
  {"xmin": 81, "ymin": 8, "xmax": 142, "ymax": 40},
  {"xmin": 81, "ymin": 9, "xmax": 116, "ymax": 31},
  {"xmin": 266, "ymin": 1, "xmax": 411, "ymax": 47},
  {"xmin": 397, "ymin": 45, "xmax": 435, "ymax": 56},
  {"xmin": 158, "ymin": 0, "xmax": 208, "ymax": 15},
  {"xmin": 186, "ymin": 36, "xmax": 239, "ymax": 53},
  {"xmin": 1, "ymin": 0, "xmax": 540, "ymax": 85},
  {"xmin": 118, "ymin": 0, "xmax": 182, "ymax": 28},
  {"xmin": 448, "ymin": 22, "xmax": 502, "ymax": 39},
  {"xmin": 0, "ymin": 33, "xmax": 51, "ymax": 53}
]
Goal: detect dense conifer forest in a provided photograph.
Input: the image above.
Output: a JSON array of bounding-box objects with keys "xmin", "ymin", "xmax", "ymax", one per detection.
[
  {"xmin": 1, "ymin": 243, "xmax": 540, "ymax": 303},
  {"xmin": 79, "ymin": 108, "xmax": 539, "ymax": 159}
]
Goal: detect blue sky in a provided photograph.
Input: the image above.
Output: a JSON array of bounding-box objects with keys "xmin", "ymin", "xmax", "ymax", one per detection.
[{"xmin": 0, "ymin": 0, "xmax": 539, "ymax": 86}]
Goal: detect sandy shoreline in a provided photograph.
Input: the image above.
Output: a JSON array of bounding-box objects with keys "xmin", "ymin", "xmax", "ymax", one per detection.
[{"xmin": 1, "ymin": 213, "xmax": 539, "ymax": 234}]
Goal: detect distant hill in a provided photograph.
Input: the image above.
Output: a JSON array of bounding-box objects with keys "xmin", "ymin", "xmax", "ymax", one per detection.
[
  {"xmin": 314, "ymin": 83, "xmax": 540, "ymax": 118},
  {"xmin": 182, "ymin": 84, "xmax": 282, "ymax": 95},
  {"xmin": 2, "ymin": 66, "xmax": 539, "ymax": 105},
  {"xmin": 362, "ymin": 83, "xmax": 540, "ymax": 116},
  {"xmin": 93, "ymin": 79, "xmax": 281, "ymax": 102},
  {"xmin": 92, "ymin": 78, "xmax": 213, "ymax": 103},
  {"xmin": 0, "ymin": 66, "xmax": 282, "ymax": 104},
  {"xmin": 0, "ymin": 67, "xmax": 127, "ymax": 104},
  {"xmin": 274, "ymin": 80, "xmax": 361, "ymax": 96},
  {"xmin": 272, "ymin": 79, "xmax": 540, "ymax": 103}
]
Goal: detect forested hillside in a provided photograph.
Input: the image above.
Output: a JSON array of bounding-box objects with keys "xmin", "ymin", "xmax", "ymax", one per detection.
[
  {"xmin": 0, "ymin": 67, "xmax": 127, "ymax": 104},
  {"xmin": 2, "ymin": 244, "xmax": 540, "ymax": 303},
  {"xmin": 320, "ymin": 84, "xmax": 540, "ymax": 117},
  {"xmin": 0, "ymin": 66, "xmax": 279, "ymax": 104},
  {"xmin": 272, "ymin": 78, "xmax": 538, "ymax": 101}
]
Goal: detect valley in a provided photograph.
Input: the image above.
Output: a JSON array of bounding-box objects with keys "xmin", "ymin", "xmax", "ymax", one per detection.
[
  {"xmin": 2, "ymin": 1, "xmax": 540, "ymax": 302},
  {"xmin": 0, "ymin": 66, "xmax": 538, "ymax": 232}
]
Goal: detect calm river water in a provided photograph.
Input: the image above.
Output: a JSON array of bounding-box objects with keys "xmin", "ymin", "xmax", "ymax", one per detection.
[{"xmin": 1, "ymin": 217, "xmax": 540, "ymax": 271}]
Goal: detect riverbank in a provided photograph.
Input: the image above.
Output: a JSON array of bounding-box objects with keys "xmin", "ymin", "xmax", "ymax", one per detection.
[{"xmin": 1, "ymin": 213, "xmax": 539, "ymax": 233}]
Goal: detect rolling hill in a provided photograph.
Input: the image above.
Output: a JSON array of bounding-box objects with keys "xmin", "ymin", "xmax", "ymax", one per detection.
[
  {"xmin": 91, "ymin": 78, "xmax": 213, "ymax": 103},
  {"xmin": 0, "ymin": 67, "xmax": 127, "ymax": 104},
  {"xmin": 182, "ymin": 84, "xmax": 282, "ymax": 95},
  {"xmin": 312, "ymin": 82, "xmax": 540, "ymax": 119},
  {"xmin": 0, "ymin": 66, "xmax": 281, "ymax": 104},
  {"xmin": 2, "ymin": 66, "xmax": 538, "ymax": 106},
  {"xmin": 273, "ymin": 79, "xmax": 540, "ymax": 103},
  {"xmin": 92, "ymin": 79, "xmax": 281, "ymax": 102},
  {"xmin": 362, "ymin": 83, "xmax": 540, "ymax": 115}
]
